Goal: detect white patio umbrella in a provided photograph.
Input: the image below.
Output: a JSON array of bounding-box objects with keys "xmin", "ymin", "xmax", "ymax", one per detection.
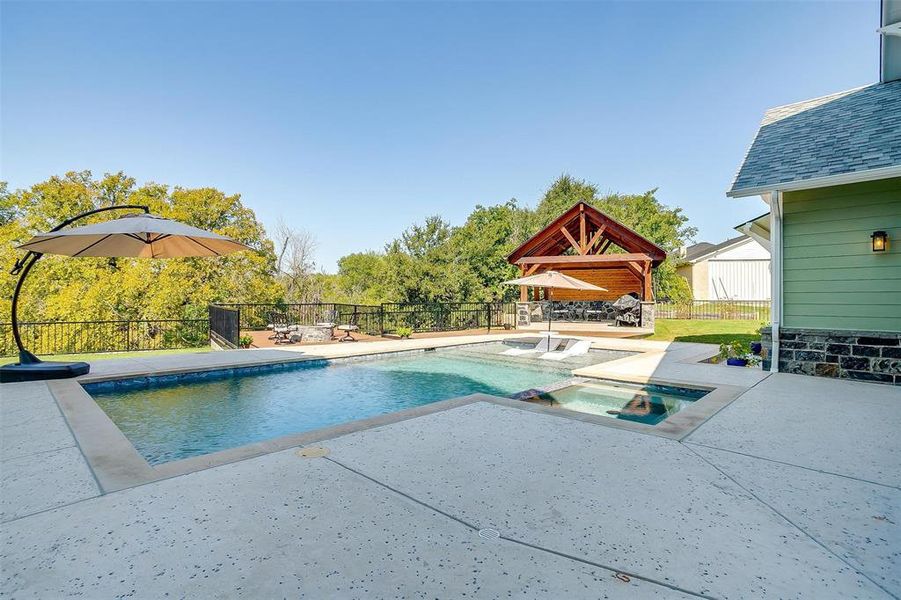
[
  {"xmin": 1, "ymin": 206, "xmax": 252, "ymax": 383},
  {"xmin": 16, "ymin": 213, "xmax": 250, "ymax": 258},
  {"xmin": 502, "ymin": 270, "xmax": 606, "ymax": 332}
]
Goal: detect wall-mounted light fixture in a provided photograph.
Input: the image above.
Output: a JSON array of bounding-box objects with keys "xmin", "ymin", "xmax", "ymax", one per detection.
[{"xmin": 871, "ymin": 230, "xmax": 888, "ymax": 252}]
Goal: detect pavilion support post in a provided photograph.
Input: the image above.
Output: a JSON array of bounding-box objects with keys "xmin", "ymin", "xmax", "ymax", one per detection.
[
  {"xmin": 643, "ymin": 261, "xmax": 653, "ymax": 300},
  {"xmin": 519, "ymin": 266, "xmax": 528, "ymax": 301}
]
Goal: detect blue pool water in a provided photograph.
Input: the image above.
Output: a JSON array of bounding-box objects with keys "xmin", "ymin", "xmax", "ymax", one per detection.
[{"xmin": 88, "ymin": 346, "xmax": 584, "ymax": 465}]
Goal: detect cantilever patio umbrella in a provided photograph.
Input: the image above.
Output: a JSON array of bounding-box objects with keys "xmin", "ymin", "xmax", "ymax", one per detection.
[
  {"xmin": 0, "ymin": 205, "xmax": 251, "ymax": 383},
  {"xmin": 502, "ymin": 270, "xmax": 606, "ymax": 333}
]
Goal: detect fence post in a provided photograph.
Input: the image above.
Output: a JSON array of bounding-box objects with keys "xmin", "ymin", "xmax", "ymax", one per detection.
[
  {"xmin": 379, "ymin": 304, "xmax": 385, "ymax": 335},
  {"xmin": 486, "ymin": 303, "xmax": 491, "ymax": 333}
]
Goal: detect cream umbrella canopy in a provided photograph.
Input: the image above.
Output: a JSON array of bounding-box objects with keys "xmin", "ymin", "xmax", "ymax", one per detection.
[
  {"xmin": 502, "ymin": 270, "xmax": 606, "ymax": 332},
  {"xmin": 1, "ymin": 205, "xmax": 252, "ymax": 383},
  {"xmin": 16, "ymin": 212, "xmax": 250, "ymax": 258}
]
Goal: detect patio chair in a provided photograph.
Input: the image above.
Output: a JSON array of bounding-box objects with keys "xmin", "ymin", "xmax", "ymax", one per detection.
[
  {"xmin": 551, "ymin": 304, "xmax": 573, "ymax": 321},
  {"xmin": 336, "ymin": 312, "xmax": 360, "ymax": 342},
  {"xmin": 538, "ymin": 339, "xmax": 592, "ymax": 361},
  {"xmin": 584, "ymin": 301, "xmax": 607, "ymax": 322},
  {"xmin": 268, "ymin": 311, "xmax": 296, "ymax": 344}
]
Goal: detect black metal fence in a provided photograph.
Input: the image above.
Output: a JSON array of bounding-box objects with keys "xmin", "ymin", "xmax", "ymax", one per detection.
[
  {"xmin": 208, "ymin": 305, "xmax": 240, "ymax": 349},
  {"xmin": 216, "ymin": 302, "xmax": 517, "ymax": 335},
  {"xmin": 0, "ymin": 298, "xmax": 768, "ymax": 358},
  {"xmin": 335, "ymin": 304, "xmax": 384, "ymax": 336},
  {"xmin": 380, "ymin": 302, "xmax": 513, "ymax": 333},
  {"xmin": 214, "ymin": 303, "xmax": 360, "ymax": 331},
  {"xmin": 0, "ymin": 319, "xmax": 209, "ymax": 357},
  {"xmin": 0, "ymin": 301, "xmax": 519, "ymax": 358},
  {"xmin": 655, "ymin": 300, "xmax": 770, "ymax": 321}
]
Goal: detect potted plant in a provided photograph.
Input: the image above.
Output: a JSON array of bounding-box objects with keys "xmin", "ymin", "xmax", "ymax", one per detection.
[
  {"xmin": 749, "ymin": 326, "xmax": 764, "ymax": 355},
  {"xmin": 239, "ymin": 335, "xmax": 254, "ymax": 349},
  {"xmin": 719, "ymin": 340, "xmax": 760, "ymax": 367}
]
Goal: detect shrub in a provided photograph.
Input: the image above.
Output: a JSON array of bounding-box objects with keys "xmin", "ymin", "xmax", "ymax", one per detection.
[
  {"xmin": 718, "ymin": 340, "xmax": 745, "ymax": 361},
  {"xmin": 395, "ymin": 326, "xmax": 413, "ymax": 339}
]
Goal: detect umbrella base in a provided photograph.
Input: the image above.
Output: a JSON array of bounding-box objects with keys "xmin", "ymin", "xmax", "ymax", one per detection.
[{"xmin": 0, "ymin": 360, "xmax": 90, "ymax": 383}]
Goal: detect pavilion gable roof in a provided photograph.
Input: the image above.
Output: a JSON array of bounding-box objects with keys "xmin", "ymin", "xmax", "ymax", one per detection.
[{"xmin": 507, "ymin": 202, "xmax": 667, "ymax": 266}]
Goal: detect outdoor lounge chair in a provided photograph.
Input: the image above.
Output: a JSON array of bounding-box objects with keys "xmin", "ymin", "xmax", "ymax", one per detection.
[
  {"xmin": 538, "ymin": 339, "xmax": 592, "ymax": 361},
  {"xmin": 502, "ymin": 337, "xmax": 561, "ymax": 355}
]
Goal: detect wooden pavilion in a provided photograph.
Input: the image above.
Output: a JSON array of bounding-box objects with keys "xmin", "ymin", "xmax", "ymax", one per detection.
[{"xmin": 507, "ymin": 202, "xmax": 667, "ymax": 302}]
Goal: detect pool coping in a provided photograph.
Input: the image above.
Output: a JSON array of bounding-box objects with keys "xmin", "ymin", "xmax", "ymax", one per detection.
[{"xmin": 47, "ymin": 341, "xmax": 747, "ymax": 494}]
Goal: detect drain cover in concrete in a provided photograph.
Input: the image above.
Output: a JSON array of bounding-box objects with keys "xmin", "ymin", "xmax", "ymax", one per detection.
[
  {"xmin": 296, "ymin": 447, "xmax": 330, "ymax": 458},
  {"xmin": 478, "ymin": 528, "xmax": 500, "ymax": 541}
]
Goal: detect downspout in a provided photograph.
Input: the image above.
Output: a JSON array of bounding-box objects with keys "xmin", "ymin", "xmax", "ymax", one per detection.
[{"xmin": 768, "ymin": 191, "xmax": 783, "ymax": 372}]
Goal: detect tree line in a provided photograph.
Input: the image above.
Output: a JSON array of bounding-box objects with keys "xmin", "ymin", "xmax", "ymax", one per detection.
[
  {"xmin": 0, "ymin": 171, "xmax": 695, "ymax": 323},
  {"xmin": 309, "ymin": 174, "xmax": 695, "ymax": 305}
]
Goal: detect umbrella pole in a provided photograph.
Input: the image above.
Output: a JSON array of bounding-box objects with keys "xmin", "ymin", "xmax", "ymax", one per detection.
[
  {"xmin": 548, "ymin": 298, "xmax": 552, "ymax": 333},
  {"xmin": 9, "ymin": 253, "xmax": 42, "ymax": 364}
]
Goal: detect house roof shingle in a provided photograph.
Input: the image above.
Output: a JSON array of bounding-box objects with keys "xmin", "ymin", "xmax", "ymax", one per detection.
[
  {"xmin": 682, "ymin": 236, "xmax": 747, "ymax": 263},
  {"xmin": 728, "ymin": 80, "xmax": 901, "ymax": 197}
]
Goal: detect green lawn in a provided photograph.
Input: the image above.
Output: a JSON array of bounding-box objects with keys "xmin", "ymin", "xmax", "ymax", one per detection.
[
  {"xmin": 0, "ymin": 346, "xmax": 210, "ymax": 366},
  {"xmin": 647, "ymin": 319, "xmax": 764, "ymax": 346}
]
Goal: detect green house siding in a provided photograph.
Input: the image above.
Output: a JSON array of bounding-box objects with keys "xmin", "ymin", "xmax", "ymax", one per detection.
[{"xmin": 782, "ymin": 177, "xmax": 901, "ymax": 333}]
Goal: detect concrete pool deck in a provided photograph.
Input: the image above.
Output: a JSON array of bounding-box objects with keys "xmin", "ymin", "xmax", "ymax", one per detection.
[{"xmin": 1, "ymin": 334, "xmax": 899, "ymax": 598}]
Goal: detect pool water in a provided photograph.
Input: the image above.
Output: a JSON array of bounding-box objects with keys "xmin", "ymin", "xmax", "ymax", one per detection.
[
  {"xmin": 88, "ymin": 346, "xmax": 590, "ymax": 465},
  {"xmin": 527, "ymin": 380, "xmax": 707, "ymax": 425}
]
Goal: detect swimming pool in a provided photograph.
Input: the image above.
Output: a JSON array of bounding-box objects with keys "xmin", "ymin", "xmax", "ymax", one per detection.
[{"xmin": 87, "ymin": 344, "xmax": 632, "ymax": 465}]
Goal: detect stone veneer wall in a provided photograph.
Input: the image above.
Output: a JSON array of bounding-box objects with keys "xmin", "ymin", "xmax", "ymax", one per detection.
[
  {"xmin": 761, "ymin": 327, "xmax": 901, "ymax": 385},
  {"xmin": 640, "ymin": 302, "xmax": 655, "ymax": 330}
]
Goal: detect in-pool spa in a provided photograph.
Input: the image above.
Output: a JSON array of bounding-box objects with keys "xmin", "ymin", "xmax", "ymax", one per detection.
[
  {"xmin": 85, "ymin": 343, "xmax": 633, "ymax": 465},
  {"xmin": 523, "ymin": 380, "xmax": 708, "ymax": 425}
]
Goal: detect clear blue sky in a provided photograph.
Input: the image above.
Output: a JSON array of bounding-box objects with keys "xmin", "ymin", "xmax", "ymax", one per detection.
[{"xmin": 1, "ymin": 1, "xmax": 881, "ymax": 271}]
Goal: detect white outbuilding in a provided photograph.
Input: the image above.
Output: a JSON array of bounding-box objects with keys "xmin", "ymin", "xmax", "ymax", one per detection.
[{"xmin": 676, "ymin": 228, "xmax": 771, "ymax": 301}]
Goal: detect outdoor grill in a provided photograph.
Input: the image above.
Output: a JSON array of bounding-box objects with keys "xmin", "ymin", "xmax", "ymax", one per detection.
[{"xmin": 612, "ymin": 294, "xmax": 641, "ymax": 326}]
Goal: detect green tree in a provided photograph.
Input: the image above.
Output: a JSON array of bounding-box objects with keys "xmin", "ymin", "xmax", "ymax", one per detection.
[
  {"xmin": 1, "ymin": 171, "xmax": 282, "ymax": 323},
  {"xmin": 0, "ymin": 182, "xmax": 17, "ymax": 226},
  {"xmin": 384, "ymin": 216, "xmax": 478, "ymax": 303},
  {"xmin": 335, "ymin": 252, "xmax": 388, "ymax": 305},
  {"xmin": 533, "ymin": 174, "xmax": 599, "ymax": 230},
  {"xmin": 449, "ymin": 200, "xmax": 531, "ymax": 301}
]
